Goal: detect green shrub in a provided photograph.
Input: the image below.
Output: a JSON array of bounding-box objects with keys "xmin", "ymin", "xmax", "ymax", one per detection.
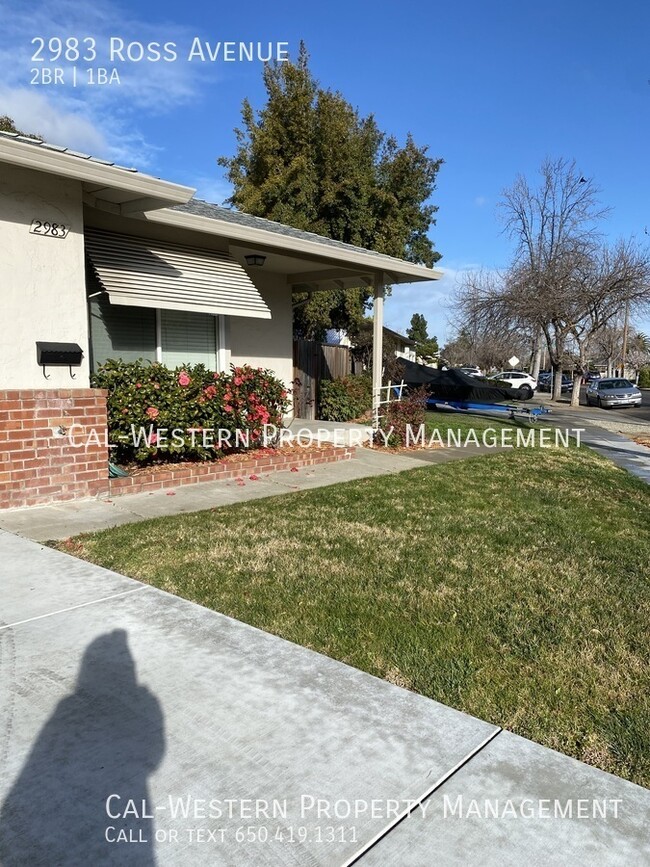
[
  {"xmin": 637, "ymin": 367, "xmax": 650, "ymax": 389},
  {"xmin": 92, "ymin": 359, "xmax": 289, "ymax": 464},
  {"xmin": 374, "ymin": 387, "xmax": 428, "ymax": 447},
  {"xmin": 318, "ymin": 375, "xmax": 373, "ymax": 421}
]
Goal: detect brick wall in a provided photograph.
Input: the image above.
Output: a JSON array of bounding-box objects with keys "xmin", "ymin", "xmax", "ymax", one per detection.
[
  {"xmin": 0, "ymin": 389, "xmax": 109, "ymax": 509},
  {"xmin": 108, "ymin": 445, "xmax": 355, "ymax": 496}
]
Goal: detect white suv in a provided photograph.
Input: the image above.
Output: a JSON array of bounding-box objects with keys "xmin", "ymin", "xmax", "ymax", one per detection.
[{"xmin": 488, "ymin": 370, "xmax": 537, "ymax": 398}]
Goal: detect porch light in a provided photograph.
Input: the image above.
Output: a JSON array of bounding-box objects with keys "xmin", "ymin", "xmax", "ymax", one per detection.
[{"xmin": 244, "ymin": 253, "xmax": 266, "ymax": 267}]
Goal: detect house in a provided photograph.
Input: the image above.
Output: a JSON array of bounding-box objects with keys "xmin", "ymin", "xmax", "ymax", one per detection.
[
  {"xmin": 0, "ymin": 131, "xmax": 440, "ymax": 507},
  {"xmin": 382, "ymin": 326, "xmax": 417, "ymax": 363},
  {"xmin": 326, "ymin": 326, "xmax": 416, "ymax": 363}
]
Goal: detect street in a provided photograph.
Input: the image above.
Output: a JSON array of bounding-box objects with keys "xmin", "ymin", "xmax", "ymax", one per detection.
[{"xmin": 537, "ymin": 387, "xmax": 650, "ymax": 426}]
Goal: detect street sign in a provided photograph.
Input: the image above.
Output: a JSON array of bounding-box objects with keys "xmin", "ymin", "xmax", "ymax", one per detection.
[{"xmin": 508, "ymin": 356, "xmax": 519, "ymax": 368}]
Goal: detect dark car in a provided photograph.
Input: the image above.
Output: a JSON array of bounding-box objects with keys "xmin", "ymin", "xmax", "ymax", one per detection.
[{"xmin": 537, "ymin": 373, "xmax": 572, "ymax": 393}]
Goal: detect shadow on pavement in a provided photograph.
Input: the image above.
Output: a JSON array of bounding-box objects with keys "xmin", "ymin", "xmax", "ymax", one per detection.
[{"xmin": 0, "ymin": 629, "xmax": 165, "ymax": 865}]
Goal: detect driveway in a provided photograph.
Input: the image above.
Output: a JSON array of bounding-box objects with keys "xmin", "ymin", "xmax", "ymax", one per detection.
[{"xmin": 0, "ymin": 530, "xmax": 648, "ymax": 865}]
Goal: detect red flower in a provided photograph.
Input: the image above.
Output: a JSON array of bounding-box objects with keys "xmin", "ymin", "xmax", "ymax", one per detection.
[
  {"xmin": 177, "ymin": 371, "xmax": 191, "ymax": 387},
  {"xmin": 249, "ymin": 474, "xmax": 260, "ymax": 481},
  {"xmin": 146, "ymin": 406, "xmax": 159, "ymax": 419}
]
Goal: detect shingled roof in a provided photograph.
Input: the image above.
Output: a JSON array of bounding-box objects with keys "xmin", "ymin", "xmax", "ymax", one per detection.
[
  {"xmin": 172, "ymin": 199, "xmax": 427, "ymax": 270},
  {"xmin": 0, "ymin": 129, "xmax": 142, "ymax": 174}
]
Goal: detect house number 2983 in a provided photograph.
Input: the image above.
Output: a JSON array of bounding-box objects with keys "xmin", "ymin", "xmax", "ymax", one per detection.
[{"xmin": 30, "ymin": 219, "xmax": 70, "ymax": 238}]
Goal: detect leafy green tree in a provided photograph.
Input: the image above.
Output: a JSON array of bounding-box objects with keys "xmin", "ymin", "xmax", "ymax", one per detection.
[
  {"xmin": 407, "ymin": 313, "xmax": 439, "ymax": 360},
  {"xmin": 219, "ymin": 44, "xmax": 443, "ymax": 339},
  {"xmin": 0, "ymin": 115, "xmax": 26, "ymax": 135}
]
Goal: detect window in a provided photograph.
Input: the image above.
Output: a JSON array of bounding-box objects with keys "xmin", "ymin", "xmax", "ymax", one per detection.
[
  {"xmin": 160, "ymin": 309, "xmax": 217, "ymax": 368},
  {"xmin": 89, "ymin": 293, "xmax": 157, "ymax": 369},
  {"xmin": 89, "ymin": 289, "xmax": 224, "ymax": 372}
]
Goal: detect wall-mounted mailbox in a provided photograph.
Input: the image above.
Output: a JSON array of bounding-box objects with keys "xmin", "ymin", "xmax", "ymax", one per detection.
[{"xmin": 36, "ymin": 342, "xmax": 84, "ymax": 379}]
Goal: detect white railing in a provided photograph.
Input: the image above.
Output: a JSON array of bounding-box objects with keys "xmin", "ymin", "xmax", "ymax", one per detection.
[{"xmin": 372, "ymin": 380, "xmax": 406, "ymax": 428}]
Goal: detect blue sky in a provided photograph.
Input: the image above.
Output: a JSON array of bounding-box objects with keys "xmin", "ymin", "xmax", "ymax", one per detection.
[{"xmin": 2, "ymin": 0, "xmax": 649, "ymax": 343}]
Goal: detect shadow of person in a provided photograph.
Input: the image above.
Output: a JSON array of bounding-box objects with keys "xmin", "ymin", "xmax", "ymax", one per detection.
[{"xmin": 0, "ymin": 629, "xmax": 165, "ymax": 866}]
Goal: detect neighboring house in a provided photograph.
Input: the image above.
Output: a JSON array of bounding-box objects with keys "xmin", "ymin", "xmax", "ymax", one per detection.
[
  {"xmin": 382, "ymin": 326, "xmax": 417, "ymax": 363},
  {"xmin": 325, "ymin": 326, "xmax": 416, "ymax": 362},
  {"xmin": 0, "ymin": 131, "xmax": 440, "ymax": 508}
]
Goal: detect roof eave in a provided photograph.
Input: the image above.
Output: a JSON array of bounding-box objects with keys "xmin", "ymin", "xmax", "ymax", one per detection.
[
  {"xmin": 0, "ymin": 137, "xmax": 195, "ymax": 205},
  {"xmin": 142, "ymin": 207, "xmax": 442, "ymax": 284}
]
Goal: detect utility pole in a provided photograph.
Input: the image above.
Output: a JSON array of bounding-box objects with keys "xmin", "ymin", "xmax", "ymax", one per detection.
[{"xmin": 621, "ymin": 298, "xmax": 630, "ymax": 378}]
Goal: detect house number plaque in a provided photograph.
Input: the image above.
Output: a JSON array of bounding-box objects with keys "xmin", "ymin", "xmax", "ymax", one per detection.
[{"xmin": 30, "ymin": 219, "xmax": 70, "ymax": 238}]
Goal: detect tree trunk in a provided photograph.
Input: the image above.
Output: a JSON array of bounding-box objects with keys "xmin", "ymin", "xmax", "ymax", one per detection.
[
  {"xmin": 570, "ymin": 376, "xmax": 581, "ymax": 407},
  {"xmin": 552, "ymin": 361, "xmax": 563, "ymax": 401},
  {"xmin": 530, "ymin": 329, "xmax": 543, "ymax": 380}
]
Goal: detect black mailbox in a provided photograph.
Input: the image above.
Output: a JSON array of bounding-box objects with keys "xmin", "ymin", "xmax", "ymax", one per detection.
[
  {"xmin": 36, "ymin": 342, "xmax": 84, "ymax": 366},
  {"xmin": 36, "ymin": 342, "xmax": 84, "ymax": 379}
]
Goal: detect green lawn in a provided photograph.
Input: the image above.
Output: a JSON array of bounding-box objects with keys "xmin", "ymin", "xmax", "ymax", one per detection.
[{"xmin": 58, "ymin": 446, "xmax": 650, "ymax": 787}]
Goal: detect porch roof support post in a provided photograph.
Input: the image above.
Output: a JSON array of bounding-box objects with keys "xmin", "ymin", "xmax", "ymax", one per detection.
[{"xmin": 372, "ymin": 275, "xmax": 385, "ymax": 428}]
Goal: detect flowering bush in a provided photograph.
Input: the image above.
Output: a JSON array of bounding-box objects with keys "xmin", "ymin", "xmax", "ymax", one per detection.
[{"xmin": 92, "ymin": 359, "xmax": 289, "ymax": 463}]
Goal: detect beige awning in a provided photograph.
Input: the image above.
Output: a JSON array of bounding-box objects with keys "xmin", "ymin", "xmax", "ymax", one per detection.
[{"xmin": 85, "ymin": 228, "xmax": 271, "ymax": 319}]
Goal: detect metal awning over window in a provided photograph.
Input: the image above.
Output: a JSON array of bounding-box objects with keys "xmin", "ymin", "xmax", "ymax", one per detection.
[{"xmin": 85, "ymin": 227, "xmax": 271, "ymax": 319}]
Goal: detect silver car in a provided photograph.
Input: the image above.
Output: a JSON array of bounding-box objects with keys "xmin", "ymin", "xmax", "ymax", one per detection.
[{"xmin": 586, "ymin": 378, "xmax": 642, "ymax": 409}]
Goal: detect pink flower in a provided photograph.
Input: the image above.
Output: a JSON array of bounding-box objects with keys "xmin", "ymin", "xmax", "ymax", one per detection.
[
  {"xmin": 280, "ymin": 390, "xmax": 288, "ymax": 399},
  {"xmin": 203, "ymin": 385, "xmax": 217, "ymax": 399},
  {"xmin": 177, "ymin": 371, "xmax": 191, "ymax": 387},
  {"xmin": 249, "ymin": 474, "xmax": 260, "ymax": 481},
  {"xmin": 136, "ymin": 382, "xmax": 142, "ymax": 389},
  {"xmin": 146, "ymin": 406, "xmax": 159, "ymax": 419},
  {"xmin": 233, "ymin": 376, "xmax": 243, "ymax": 386},
  {"xmin": 149, "ymin": 432, "xmax": 158, "ymax": 445},
  {"xmin": 224, "ymin": 404, "xmax": 233, "ymax": 413}
]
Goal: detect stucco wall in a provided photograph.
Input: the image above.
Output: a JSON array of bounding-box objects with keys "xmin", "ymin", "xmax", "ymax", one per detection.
[
  {"xmin": 0, "ymin": 165, "xmax": 89, "ymax": 389},
  {"xmin": 229, "ymin": 271, "xmax": 294, "ymax": 390}
]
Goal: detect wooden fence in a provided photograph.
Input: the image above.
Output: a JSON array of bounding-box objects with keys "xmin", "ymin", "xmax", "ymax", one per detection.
[{"xmin": 292, "ymin": 341, "xmax": 352, "ymax": 420}]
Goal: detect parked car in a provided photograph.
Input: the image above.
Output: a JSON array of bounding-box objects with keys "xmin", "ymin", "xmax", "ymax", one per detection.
[
  {"xmin": 586, "ymin": 378, "xmax": 642, "ymax": 409},
  {"xmin": 585, "ymin": 371, "xmax": 601, "ymax": 383},
  {"xmin": 537, "ymin": 372, "xmax": 573, "ymax": 393},
  {"xmin": 488, "ymin": 370, "xmax": 537, "ymax": 399},
  {"xmin": 457, "ymin": 366, "xmax": 483, "ymax": 378}
]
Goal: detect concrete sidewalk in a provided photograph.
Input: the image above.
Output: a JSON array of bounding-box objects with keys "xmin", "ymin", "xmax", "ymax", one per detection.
[
  {"xmin": 545, "ymin": 411, "xmax": 650, "ymax": 484},
  {"xmin": 0, "ymin": 444, "xmax": 498, "ymax": 542},
  {"xmin": 0, "ymin": 530, "xmax": 648, "ymax": 865}
]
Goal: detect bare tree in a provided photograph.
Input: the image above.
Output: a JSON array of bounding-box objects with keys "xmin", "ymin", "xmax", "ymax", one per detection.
[
  {"xmin": 563, "ymin": 240, "xmax": 650, "ymax": 403},
  {"xmin": 500, "ymin": 158, "xmax": 609, "ymax": 399},
  {"xmin": 451, "ymin": 270, "xmax": 533, "ymax": 372}
]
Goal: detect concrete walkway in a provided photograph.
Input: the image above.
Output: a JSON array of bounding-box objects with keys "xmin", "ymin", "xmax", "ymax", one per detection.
[
  {"xmin": 545, "ymin": 410, "xmax": 650, "ymax": 484},
  {"xmin": 0, "ymin": 530, "xmax": 648, "ymax": 865},
  {"xmin": 0, "ymin": 444, "xmax": 499, "ymax": 542}
]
